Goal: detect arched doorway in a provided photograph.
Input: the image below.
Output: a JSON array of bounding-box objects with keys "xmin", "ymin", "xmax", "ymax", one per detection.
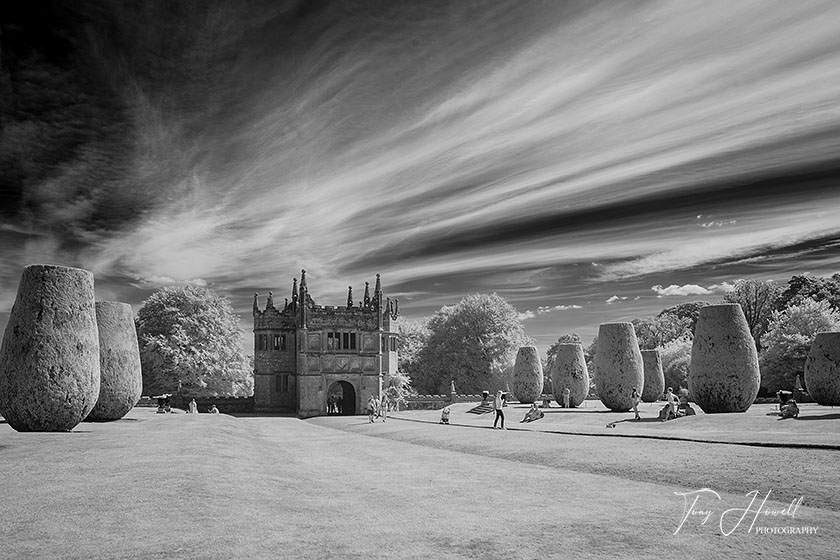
[{"xmin": 327, "ymin": 380, "xmax": 356, "ymax": 415}]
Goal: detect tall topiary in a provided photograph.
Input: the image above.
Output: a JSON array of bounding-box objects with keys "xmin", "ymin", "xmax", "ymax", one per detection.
[
  {"xmin": 551, "ymin": 343, "xmax": 589, "ymax": 407},
  {"xmin": 804, "ymin": 332, "xmax": 840, "ymax": 406},
  {"xmin": 86, "ymin": 302, "xmax": 143, "ymax": 422},
  {"xmin": 0, "ymin": 265, "xmax": 100, "ymax": 431},
  {"xmin": 689, "ymin": 304, "xmax": 759, "ymax": 413},
  {"xmin": 594, "ymin": 323, "xmax": 644, "ymax": 411},
  {"xmin": 641, "ymin": 349, "xmax": 665, "ymax": 402},
  {"xmin": 512, "ymin": 346, "xmax": 543, "ymax": 403}
]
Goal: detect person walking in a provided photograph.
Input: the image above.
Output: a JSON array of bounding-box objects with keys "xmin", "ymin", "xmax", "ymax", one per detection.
[
  {"xmin": 380, "ymin": 395, "xmax": 388, "ymax": 422},
  {"xmin": 631, "ymin": 387, "xmax": 641, "ymax": 420},
  {"xmin": 492, "ymin": 390, "xmax": 506, "ymax": 430}
]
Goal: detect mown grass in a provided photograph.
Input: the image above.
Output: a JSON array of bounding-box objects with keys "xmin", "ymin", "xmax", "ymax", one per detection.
[{"xmin": 1, "ymin": 407, "xmax": 837, "ymax": 560}]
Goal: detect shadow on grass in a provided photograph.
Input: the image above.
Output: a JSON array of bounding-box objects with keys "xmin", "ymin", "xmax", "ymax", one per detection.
[
  {"xmin": 790, "ymin": 413, "xmax": 840, "ymax": 421},
  {"xmin": 540, "ymin": 408, "xmax": 634, "ymax": 414},
  {"xmin": 606, "ymin": 418, "xmax": 665, "ymax": 427}
]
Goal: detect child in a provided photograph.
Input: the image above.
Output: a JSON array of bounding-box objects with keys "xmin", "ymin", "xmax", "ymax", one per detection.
[{"xmin": 440, "ymin": 406, "xmax": 451, "ymax": 424}]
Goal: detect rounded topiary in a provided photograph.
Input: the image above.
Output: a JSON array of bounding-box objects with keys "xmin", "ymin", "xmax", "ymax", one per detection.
[
  {"xmin": 689, "ymin": 304, "xmax": 759, "ymax": 413},
  {"xmin": 512, "ymin": 346, "xmax": 543, "ymax": 403},
  {"xmin": 804, "ymin": 332, "xmax": 840, "ymax": 406},
  {"xmin": 641, "ymin": 349, "xmax": 665, "ymax": 403},
  {"xmin": 551, "ymin": 343, "xmax": 589, "ymax": 407},
  {"xmin": 594, "ymin": 323, "xmax": 644, "ymax": 411},
  {"xmin": 0, "ymin": 265, "xmax": 100, "ymax": 431},
  {"xmin": 86, "ymin": 301, "xmax": 143, "ymax": 422}
]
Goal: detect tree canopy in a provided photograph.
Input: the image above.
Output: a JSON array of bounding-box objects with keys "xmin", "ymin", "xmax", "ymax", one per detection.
[
  {"xmin": 723, "ymin": 279, "xmax": 782, "ymax": 348},
  {"xmin": 775, "ymin": 274, "xmax": 840, "ymax": 311},
  {"xmin": 136, "ymin": 285, "xmax": 252, "ymax": 398},
  {"xmin": 759, "ymin": 298, "xmax": 840, "ymax": 393},
  {"xmin": 413, "ymin": 293, "xmax": 532, "ymax": 395}
]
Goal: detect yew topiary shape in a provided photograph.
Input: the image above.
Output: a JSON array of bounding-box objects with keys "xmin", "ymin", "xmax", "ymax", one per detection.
[
  {"xmin": 86, "ymin": 301, "xmax": 143, "ymax": 422},
  {"xmin": 641, "ymin": 349, "xmax": 665, "ymax": 403},
  {"xmin": 689, "ymin": 304, "xmax": 759, "ymax": 413},
  {"xmin": 512, "ymin": 346, "xmax": 543, "ymax": 403},
  {"xmin": 594, "ymin": 323, "xmax": 644, "ymax": 412},
  {"xmin": 804, "ymin": 332, "xmax": 840, "ymax": 406},
  {"xmin": 0, "ymin": 265, "xmax": 100, "ymax": 431},
  {"xmin": 551, "ymin": 343, "xmax": 589, "ymax": 407}
]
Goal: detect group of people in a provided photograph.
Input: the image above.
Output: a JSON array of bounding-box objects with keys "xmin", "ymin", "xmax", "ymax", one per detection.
[
  {"xmin": 777, "ymin": 390, "xmax": 800, "ymax": 419},
  {"xmin": 186, "ymin": 399, "xmax": 219, "ymax": 414},
  {"xmin": 366, "ymin": 395, "xmax": 389, "ymax": 423},
  {"xmin": 327, "ymin": 394, "xmax": 345, "ymax": 415}
]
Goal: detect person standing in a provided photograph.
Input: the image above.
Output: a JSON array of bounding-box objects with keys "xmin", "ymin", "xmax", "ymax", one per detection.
[
  {"xmin": 665, "ymin": 387, "xmax": 678, "ymax": 419},
  {"xmin": 380, "ymin": 395, "xmax": 388, "ymax": 422},
  {"xmin": 562, "ymin": 387, "xmax": 571, "ymax": 409},
  {"xmin": 367, "ymin": 395, "xmax": 377, "ymax": 423},
  {"xmin": 631, "ymin": 387, "xmax": 641, "ymax": 420},
  {"xmin": 492, "ymin": 390, "xmax": 506, "ymax": 430},
  {"xmin": 337, "ymin": 395, "xmax": 344, "ymax": 415},
  {"xmin": 188, "ymin": 399, "xmax": 198, "ymax": 414}
]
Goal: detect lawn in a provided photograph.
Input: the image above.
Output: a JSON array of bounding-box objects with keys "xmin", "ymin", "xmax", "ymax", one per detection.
[{"xmin": 1, "ymin": 403, "xmax": 837, "ymax": 559}]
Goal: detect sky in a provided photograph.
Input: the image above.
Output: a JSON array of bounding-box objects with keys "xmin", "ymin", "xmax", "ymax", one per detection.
[{"xmin": 2, "ymin": 0, "xmax": 840, "ymax": 357}]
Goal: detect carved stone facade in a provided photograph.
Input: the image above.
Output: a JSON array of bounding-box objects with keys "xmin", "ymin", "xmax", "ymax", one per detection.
[{"xmin": 252, "ymin": 270, "xmax": 399, "ymax": 417}]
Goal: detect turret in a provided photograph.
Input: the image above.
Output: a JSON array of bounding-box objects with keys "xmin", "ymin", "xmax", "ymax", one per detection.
[
  {"xmin": 347, "ymin": 286, "xmax": 353, "ymax": 308},
  {"xmin": 363, "ymin": 282, "xmax": 371, "ymax": 307},
  {"xmin": 266, "ymin": 291, "xmax": 274, "ymax": 309},
  {"xmin": 252, "ymin": 292, "xmax": 259, "ymax": 315}
]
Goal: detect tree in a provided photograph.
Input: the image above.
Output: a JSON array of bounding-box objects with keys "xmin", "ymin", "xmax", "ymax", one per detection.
[
  {"xmin": 775, "ymin": 274, "xmax": 840, "ymax": 312},
  {"xmin": 544, "ymin": 333, "xmax": 582, "ymax": 374},
  {"xmin": 414, "ymin": 293, "xmax": 532, "ymax": 395},
  {"xmin": 583, "ymin": 336, "xmax": 598, "ymax": 396},
  {"xmin": 657, "ymin": 301, "xmax": 710, "ymax": 334},
  {"xmin": 382, "ymin": 370, "xmax": 413, "ymax": 410},
  {"xmin": 394, "ymin": 318, "xmax": 430, "ymax": 383},
  {"xmin": 723, "ymin": 279, "xmax": 782, "ymax": 349},
  {"xmin": 136, "ymin": 285, "xmax": 253, "ymax": 398},
  {"xmin": 759, "ymin": 298, "xmax": 840, "ymax": 393},
  {"xmin": 632, "ymin": 314, "xmax": 692, "ymax": 350},
  {"xmin": 660, "ymin": 337, "xmax": 692, "ymax": 392}
]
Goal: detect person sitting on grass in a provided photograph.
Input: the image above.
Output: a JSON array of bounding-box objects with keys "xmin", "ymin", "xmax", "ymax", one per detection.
[
  {"xmin": 780, "ymin": 400, "xmax": 799, "ymax": 419},
  {"xmin": 209, "ymin": 405, "xmax": 219, "ymax": 414},
  {"xmin": 520, "ymin": 402, "xmax": 544, "ymax": 423},
  {"xmin": 440, "ymin": 406, "xmax": 451, "ymax": 424}
]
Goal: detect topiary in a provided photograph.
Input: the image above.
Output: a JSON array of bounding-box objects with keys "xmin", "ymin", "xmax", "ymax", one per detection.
[
  {"xmin": 594, "ymin": 323, "xmax": 644, "ymax": 411},
  {"xmin": 551, "ymin": 343, "xmax": 589, "ymax": 407},
  {"xmin": 0, "ymin": 265, "xmax": 100, "ymax": 431},
  {"xmin": 689, "ymin": 304, "xmax": 759, "ymax": 413},
  {"xmin": 641, "ymin": 349, "xmax": 665, "ymax": 402},
  {"xmin": 86, "ymin": 302, "xmax": 143, "ymax": 422},
  {"xmin": 512, "ymin": 346, "xmax": 543, "ymax": 403},
  {"xmin": 804, "ymin": 332, "xmax": 840, "ymax": 406}
]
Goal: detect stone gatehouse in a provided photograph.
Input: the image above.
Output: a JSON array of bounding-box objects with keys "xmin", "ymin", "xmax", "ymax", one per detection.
[{"xmin": 252, "ymin": 270, "xmax": 399, "ymax": 417}]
